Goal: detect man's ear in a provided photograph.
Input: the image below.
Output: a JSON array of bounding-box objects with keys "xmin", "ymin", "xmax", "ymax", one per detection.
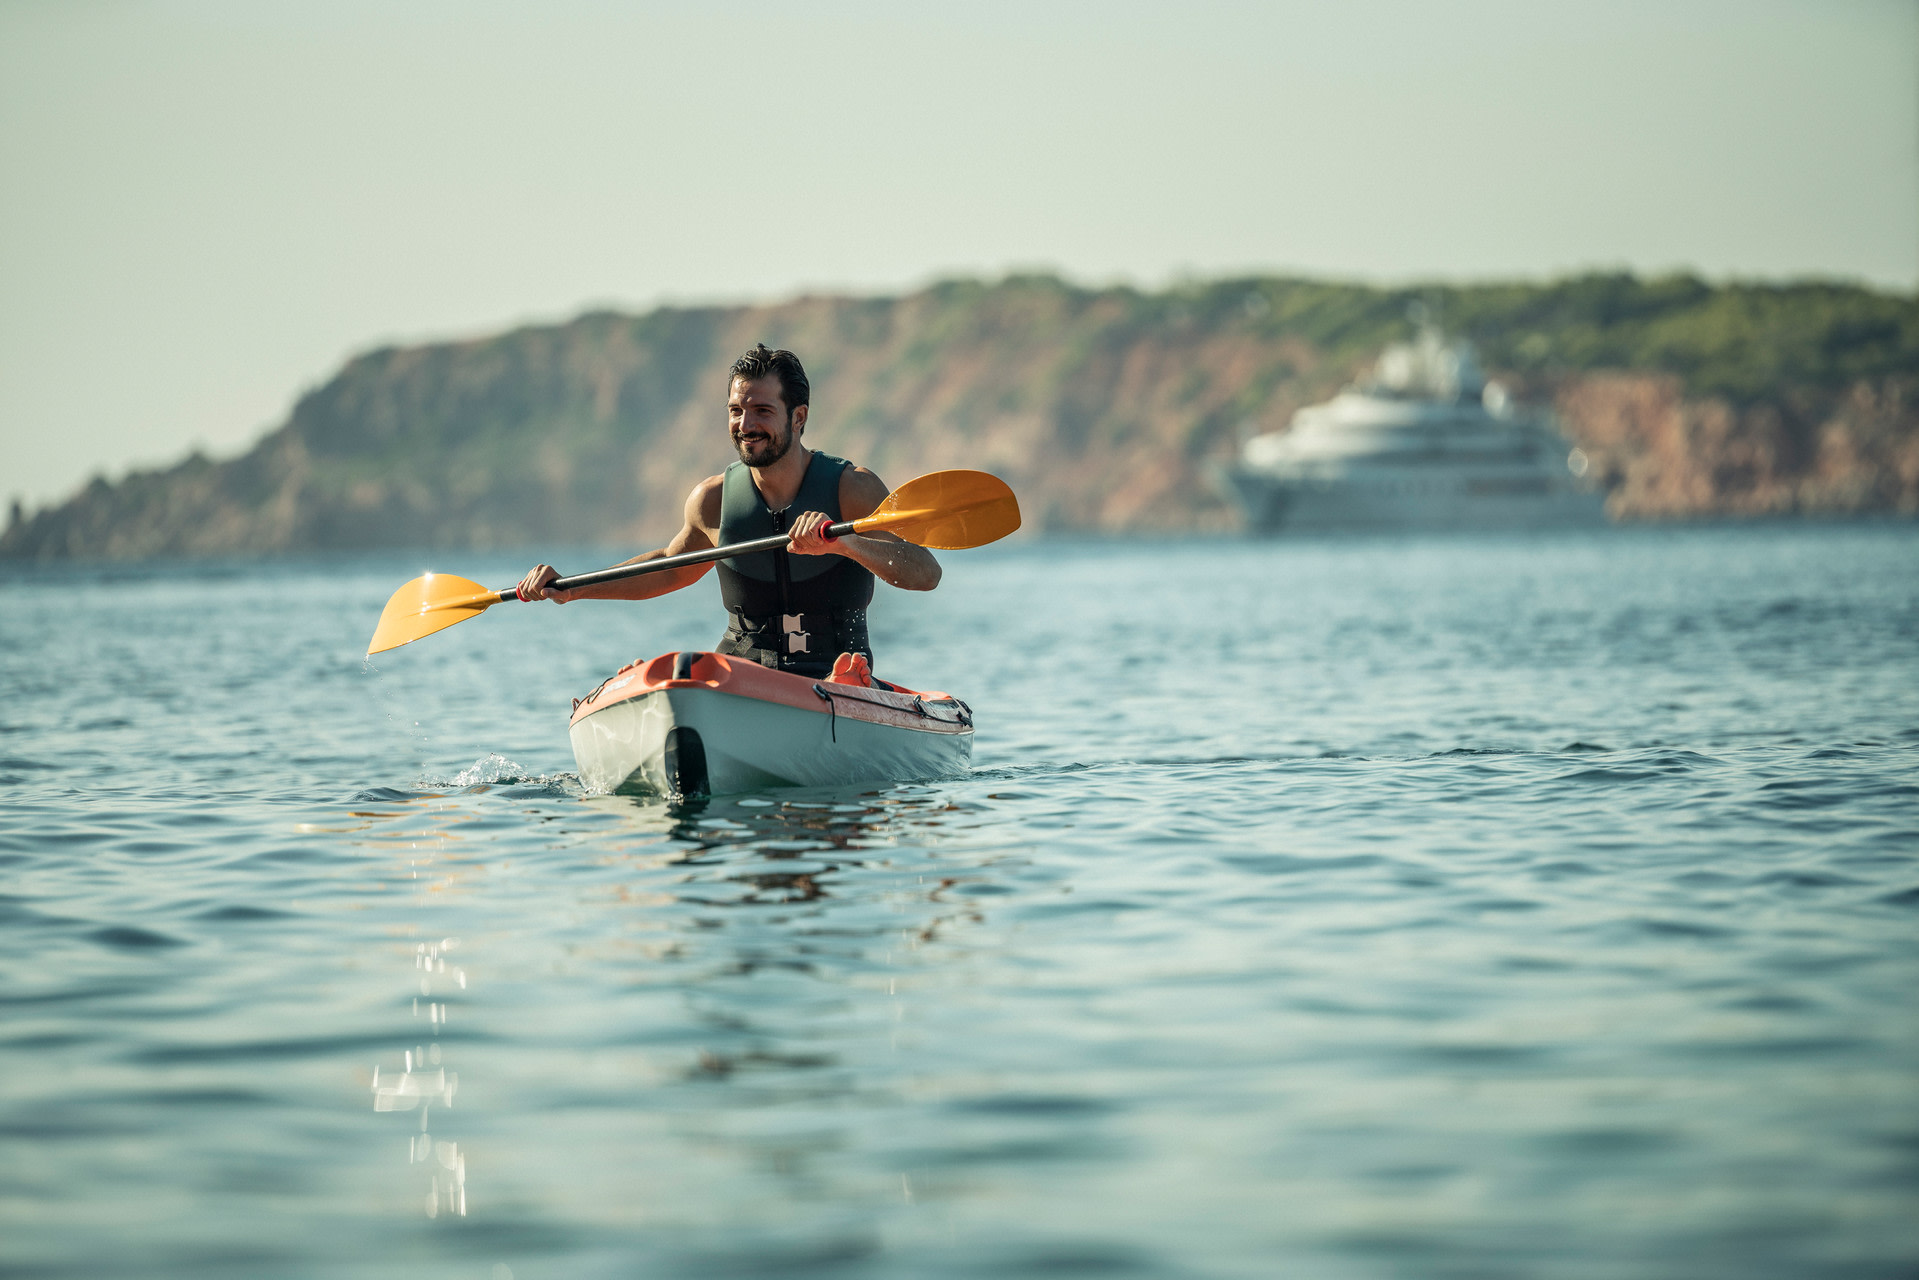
[{"xmin": 791, "ymin": 403, "xmax": 809, "ymax": 434}]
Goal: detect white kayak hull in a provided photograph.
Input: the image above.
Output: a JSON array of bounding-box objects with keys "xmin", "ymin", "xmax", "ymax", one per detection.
[{"xmin": 568, "ymin": 651, "xmax": 973, "ymax": 798}]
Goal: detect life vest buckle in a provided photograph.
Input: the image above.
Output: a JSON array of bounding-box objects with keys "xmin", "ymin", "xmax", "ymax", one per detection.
[{"xmin": 782, "ymin": 614, "xmax": 810, "ymax": 654}]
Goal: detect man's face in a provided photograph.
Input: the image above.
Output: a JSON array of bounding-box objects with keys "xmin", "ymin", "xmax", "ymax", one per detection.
[{"xmin": 728, "ymin": 376, "xmax": 800, "ymax": 468}]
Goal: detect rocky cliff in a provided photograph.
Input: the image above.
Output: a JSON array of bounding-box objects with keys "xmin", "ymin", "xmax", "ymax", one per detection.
[{"xmin": 5, "ymin": 273, "xmax": 1915, "ymax": 559}]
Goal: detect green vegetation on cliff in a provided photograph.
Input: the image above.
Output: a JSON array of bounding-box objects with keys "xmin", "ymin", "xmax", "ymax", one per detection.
[{"xmin": 4, "ymin": 272, "xmax": 1914, "ymax": 560}]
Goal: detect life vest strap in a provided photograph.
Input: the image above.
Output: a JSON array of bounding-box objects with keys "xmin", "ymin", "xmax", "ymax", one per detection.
[{"xmin": 719, "ymin": 606, "xmax": 871, "ymax": 675}]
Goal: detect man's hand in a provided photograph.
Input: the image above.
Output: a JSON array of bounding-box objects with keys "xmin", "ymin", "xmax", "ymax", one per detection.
[
  {"xmin": 516, "ymin": 563, "xmax": 575, "ymax": 603},
  {"xmin": 787, "ymin": 506, "xmax": 940, "ymax": 590},
  {"xmin": 786, "ymin": 510, "xmax": 841, "ymax": 556}
]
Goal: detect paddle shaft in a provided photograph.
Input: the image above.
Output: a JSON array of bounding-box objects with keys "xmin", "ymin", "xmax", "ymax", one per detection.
[
  {"xmin": 367, "ymin": 469, "xmax": 1016, "ymax": 654},
  {"xmin": 508, "ymin": 521, "xmax": 858, "ymax": 600}
]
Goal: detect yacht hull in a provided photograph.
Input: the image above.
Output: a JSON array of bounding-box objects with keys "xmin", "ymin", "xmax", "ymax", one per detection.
[{"xmin": 1219, "ymin": 464, "xmax": 1608, "ymax": 533}]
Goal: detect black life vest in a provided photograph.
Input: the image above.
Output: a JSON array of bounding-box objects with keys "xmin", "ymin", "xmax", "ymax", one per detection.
[{"xmin": 714, "ymin": 451, "xmax": 875, "ymax": 677}]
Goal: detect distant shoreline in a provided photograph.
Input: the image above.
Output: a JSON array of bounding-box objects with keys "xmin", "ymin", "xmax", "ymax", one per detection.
[{"xmin": 6, "ymin": 271, "xmax": 1914, "ymax": 561}]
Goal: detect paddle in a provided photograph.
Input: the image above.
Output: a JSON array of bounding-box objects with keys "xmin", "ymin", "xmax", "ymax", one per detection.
[{"xmin": 366, "ymin": 469, "xmax": 1020, "ymax": 655}]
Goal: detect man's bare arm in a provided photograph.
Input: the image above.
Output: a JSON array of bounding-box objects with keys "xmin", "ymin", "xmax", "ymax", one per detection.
[
  {"xmin": 786, "ymin": 467, "xmax": 941, "ymax": 591},
  {"xmin": 516, "ymin": 477, "xmax": 724, "ymax": 603}
]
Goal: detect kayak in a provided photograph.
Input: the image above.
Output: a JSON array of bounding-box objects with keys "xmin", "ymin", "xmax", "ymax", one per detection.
[{"xmin": 569, "ymin": 651, "xmax": 974, "ymax": 797}]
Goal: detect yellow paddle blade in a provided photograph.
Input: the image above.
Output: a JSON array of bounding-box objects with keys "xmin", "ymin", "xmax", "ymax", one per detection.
[
  {"xmin": 367, "ymin": 573, "xmax": 506, "ymax": 655},
  {"xmin": 850, "ymin": 470, "xmax": 1021, "ymax": 549}
]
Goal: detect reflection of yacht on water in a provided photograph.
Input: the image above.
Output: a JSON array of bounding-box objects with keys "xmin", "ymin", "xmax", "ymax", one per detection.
[{"xmin": 1215, "ymin": 326, "xmax": 1607, "ymax": 533}]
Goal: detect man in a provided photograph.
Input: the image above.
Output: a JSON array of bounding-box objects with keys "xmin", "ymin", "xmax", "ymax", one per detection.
[{"xmin": 516, "ymin": 344, "xmax": 940, "ymax": 678}]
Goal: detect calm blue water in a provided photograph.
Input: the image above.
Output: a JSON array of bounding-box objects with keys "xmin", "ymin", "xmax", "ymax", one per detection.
[{"xmin": 3, "ymin": 526, "xmax": 1916, "ymax": 1279}]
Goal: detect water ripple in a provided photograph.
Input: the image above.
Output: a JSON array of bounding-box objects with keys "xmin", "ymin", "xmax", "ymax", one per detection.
[{"xmin": 1, "ymin": 528, "xmax": 1915, "ymax": 1278}]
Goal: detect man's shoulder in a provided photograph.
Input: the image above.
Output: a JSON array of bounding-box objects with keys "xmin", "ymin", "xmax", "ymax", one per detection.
[
  {"xmin": 827, "ymin": 456, "xmax": 883, "ymax": 487},
  {"xmin": 688, "ymin": 472, "xmax": 727, "ymax": 530},
  {"xmin": 834, "ymin": 461, "xmax": 889, "ymax": 519}
]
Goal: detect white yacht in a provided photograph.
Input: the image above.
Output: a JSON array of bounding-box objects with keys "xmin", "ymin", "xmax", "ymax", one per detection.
[{"xmin": 1216, "ymin": 328, "xmax": 1606, "ymax": 532}]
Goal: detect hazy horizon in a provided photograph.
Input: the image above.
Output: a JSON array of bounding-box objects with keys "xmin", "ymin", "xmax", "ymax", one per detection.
[{"xmin": 3, "ymin": 0, "xmax": 1914, "ymax": 507}]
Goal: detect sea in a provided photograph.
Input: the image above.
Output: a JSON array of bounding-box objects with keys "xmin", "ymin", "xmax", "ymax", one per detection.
[{"xmin": 2, "ymin": 523, "xmax": 1916, "ymax": 1279}]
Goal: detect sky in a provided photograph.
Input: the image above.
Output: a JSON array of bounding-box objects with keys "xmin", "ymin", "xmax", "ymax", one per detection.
[{"xmin": 2, "ymin": 0, "xmax": 1915, "ymax": 508}]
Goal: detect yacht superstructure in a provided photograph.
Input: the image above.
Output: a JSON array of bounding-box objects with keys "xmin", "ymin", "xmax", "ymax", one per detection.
[{"xmin": 1217, "ymin": 329, "xmax": 1605, "ymax": 532}]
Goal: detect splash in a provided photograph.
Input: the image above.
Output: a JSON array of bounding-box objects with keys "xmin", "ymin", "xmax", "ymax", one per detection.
[
  {"xmin": 420, "ymin": 754, "xmax": 581, "ymax": 794},
  {"xmin": 448, "ymin": 753, "xmax": 531, "ymax": 787}
]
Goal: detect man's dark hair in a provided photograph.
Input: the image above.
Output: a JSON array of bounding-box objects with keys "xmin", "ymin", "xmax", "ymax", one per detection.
[{"xmin": 729, "ymin": 343, "xmax": 810, "ymax": 414}]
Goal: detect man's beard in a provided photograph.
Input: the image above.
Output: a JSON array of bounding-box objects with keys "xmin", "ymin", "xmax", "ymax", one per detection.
[{"xmin": 735, "ymin": 419, "xmax": 794, "ymax": 468}]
